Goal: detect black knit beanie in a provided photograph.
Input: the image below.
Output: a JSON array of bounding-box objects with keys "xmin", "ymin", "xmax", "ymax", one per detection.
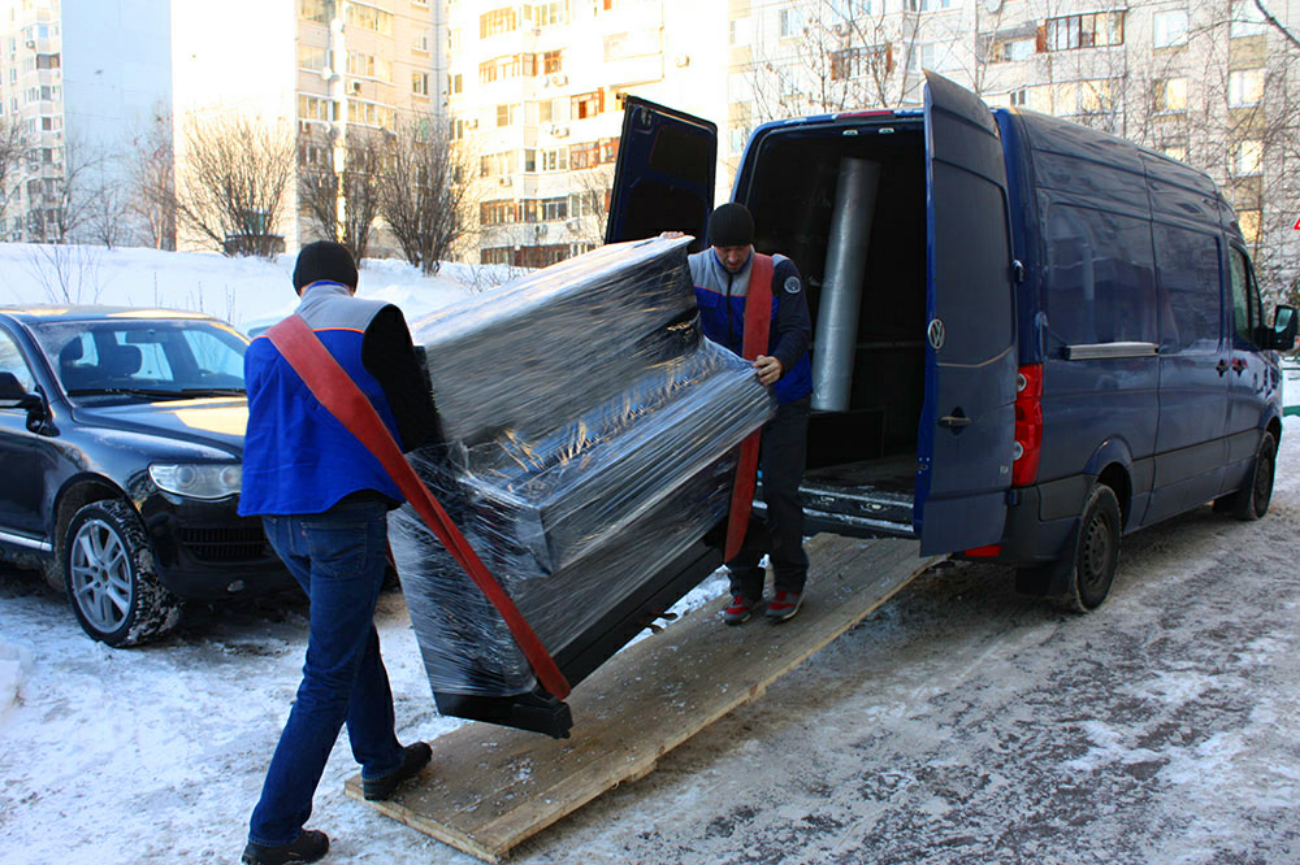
[
  {"xmin": 293, "ymin": 241, "xmax": 358, "ymax": 293},
  {"xmin": 707, "ymin": 202, "xmax": 754, "ymax": 247}
]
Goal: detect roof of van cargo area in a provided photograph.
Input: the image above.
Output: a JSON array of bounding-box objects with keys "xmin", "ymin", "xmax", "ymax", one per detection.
[{"xmin": 1002, "ymin": 109, "xmax": 1233, "ymax": 236}]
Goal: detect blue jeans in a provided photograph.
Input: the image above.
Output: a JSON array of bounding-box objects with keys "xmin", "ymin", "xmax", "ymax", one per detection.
[{"xmin": 249, "ymin": 498, "xmax": 406, "ymax": 846}]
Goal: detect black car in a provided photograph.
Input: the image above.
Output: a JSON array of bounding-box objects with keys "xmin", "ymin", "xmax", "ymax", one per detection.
[{"xmin": 0, "ymin": 306, "xmax": 294, "ymax": 646}]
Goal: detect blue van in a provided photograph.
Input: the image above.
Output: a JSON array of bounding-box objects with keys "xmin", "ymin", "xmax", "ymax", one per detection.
[{"xmin": 606, "ymin": 72, "xmax": 1297, "ymax": 611}]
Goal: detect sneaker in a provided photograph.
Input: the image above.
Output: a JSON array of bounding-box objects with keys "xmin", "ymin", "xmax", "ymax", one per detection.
[
  {"xmin": 723, "ymin": 593, "xmax": 757, "ymax": 626},
  {"xmin": 765, "ymin": 591, "xmax": 802, "ymax": 622},
  {"xmin": 362, "ymin": 742, "xmax": 433, "ymax": 801},
  {"xmin": 242, "ymin": 829, "xmax": 329, "ymax": 865}
]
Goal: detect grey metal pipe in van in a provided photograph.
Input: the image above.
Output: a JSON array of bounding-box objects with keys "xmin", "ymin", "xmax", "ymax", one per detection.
[{"xmin": 812, "ymin": 157, "xmax": 880, "ymax": 412}]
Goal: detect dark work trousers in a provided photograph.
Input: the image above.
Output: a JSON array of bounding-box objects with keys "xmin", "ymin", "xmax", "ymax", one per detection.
[{"xmin": 727, "ymin": 395, "xmax": 810, "ymax": 599}]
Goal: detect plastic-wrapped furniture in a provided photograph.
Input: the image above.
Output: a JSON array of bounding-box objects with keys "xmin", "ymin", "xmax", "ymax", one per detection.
[{"xmin": 390, "ymin": 237, "xmax": 774, "ymax": 736}]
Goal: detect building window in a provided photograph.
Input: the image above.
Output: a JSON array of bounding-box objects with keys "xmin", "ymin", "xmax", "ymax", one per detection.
[
  {"xmin": 908, "ymin": 42, "xmax": 960, "ymax": 74},
  {"xmin": 297, "ymin": 45, "xmax": 332, "ymax": 71},
  {"xmin": 35, "ymin": 53, "xmax": 59, "ymax": 70},
  {"xmin": 480, "ymin": 53, "xmax": 538, "ymax": 84},
  {"xmin": 1043, "ymin": 12, "xmax": 1124, "ymax": 51},
  {"xmin": 1154, "ymin": 77, "xmax": 1187, "ymax": 113},
  {"xmin": 413, "ymin": 72, "xmax": 429, "ymax": 96},
  {"xmin": 526, "ymin": 1, "xmax": 567, "ymax": 26},
  {"xmin": 1080, "ymin": 78, "xmax": 1118, "ymax": 114},
  {"xmin": 1231, "ymin": 139, "xmax": 1263, "ymax": 176},
  {"xmin": 446, "ymin": 73, "xmax": 463, "ymax": 95},
  {"xmin": 480, "ymin": 199, "xmax": 518, "ymax": 226},
  {"xmin": 347, "ymin": 52, "xmax": 392, "ymax": 81},
  {"xmin": 1009, "ymin": 88, "xmax": 1027, "ymax": 106},
  {"xmin": 1229, "ymin": 0, "xmax": 1269, "ymax": 37},
  {"xmin": 571, "ymin": 90, "xmax": 604, "ymax": 120},
  {"xmin": 990, "ymin": 37, "xmax": 1035, "ymax": 62},
  {"xmin": 480, "ymin": 151, "xmax": 516, "ymax": 177},
  {"xmin": 345, "ymin": 4, "xmax": 393, "ymax": 35},
  {"xmin": 496, "ymin": 103, "xmax": 519, "ymax": 127},
  {"xmin": 523, "ymin": 149, "xmax": 536, "ymax": 172},
  {"xmin": 1237, "ymin": 210, "xmax": 1260, "ymax": 243},
  {"xmin": 1152, "ymin": 10, "xmax": 1188, "ymax": 47},
  {"xmin": 542, "ymin": 50, "xmax": 564, "ymax": 74},
  {"xmin": 347, "ymin": 100, "xmax": 395, "ymax": 130},
  {"xmin": 481, "ymin": 7, "xmax": 518, "ymax": 38},
  {"xmin": 413, "ymin": 30, "xmax": 431, "ymax": 52},
  {"xmin": 538, "ymin": 147, "xmax": 567, "ymax": 171},
  {"xmin": 831, "ymin": 45, "xmax": 893, "ymax": 80},
  {"xmin": 1228, "ymin": 68, "xmax": 1264, "ymax": 106},
  {"xmin": 298, "ymin": 95, "xmax": 338, "ymax": 122},
  {"xmin": 729, "ymin": 17, "xmax": 751, "ymax": 46},
  {"xmin": 780, "ymin": 8, "xmax": 804, "ymax": 37},
  {"xmin": 521, "ymin": 197, "xmax": 568, "ymax": 222},
  {"xmin": 300, "ymin": 0, "xmax": 334, "ymax": 23},
  {"xmin": 1161, "ymin": 142, "xmax": 1187, "ymax": 162}
]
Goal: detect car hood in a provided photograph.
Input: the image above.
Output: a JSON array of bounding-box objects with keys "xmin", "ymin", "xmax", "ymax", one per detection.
[{"xmin": 72, "ymin": 397, "xmax": 249, "ymax": 454}]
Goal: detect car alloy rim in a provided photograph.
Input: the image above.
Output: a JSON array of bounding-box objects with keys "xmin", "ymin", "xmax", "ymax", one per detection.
[{"xmin": 69, "ymin": 518, "xmax": 133, "ymax": 633}]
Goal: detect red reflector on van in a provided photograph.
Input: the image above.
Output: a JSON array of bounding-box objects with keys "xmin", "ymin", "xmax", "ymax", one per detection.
[
  {"xmin": 837, "ymin": 109, "xmax": 894, "ymax": 119},
  {"xmin": 963, "ymin": 544, "xmax": 1002, "ymax": 557},
  {"xmin": 1012, "ymin": 363, "xmax": 1043, "ymax": 487}
]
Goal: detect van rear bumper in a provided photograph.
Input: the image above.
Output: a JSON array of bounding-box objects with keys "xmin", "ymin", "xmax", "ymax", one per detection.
[{"xmin": 957, "ymin": 483, "xmax": 1080, "ymax": 567}]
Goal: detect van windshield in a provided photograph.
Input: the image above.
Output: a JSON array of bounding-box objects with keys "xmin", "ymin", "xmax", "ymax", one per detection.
[{"xmin": 30, "ymin": 319, "xmax": 249, "ymax": 399}]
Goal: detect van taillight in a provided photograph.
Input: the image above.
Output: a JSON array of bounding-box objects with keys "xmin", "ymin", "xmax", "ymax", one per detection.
[{"xmin": 1012, "ymin": 364, "xmax": 1043, "ymax": 487}]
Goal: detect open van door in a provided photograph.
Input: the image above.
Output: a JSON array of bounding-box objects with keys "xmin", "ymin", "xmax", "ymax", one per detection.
[
  {"xmin": 916, "ymin": 72, "xmax": 1018, "ymax": 555},
  {"xmin": 605, "ymin": 97, "xmax": 716, "ymax": 249}
]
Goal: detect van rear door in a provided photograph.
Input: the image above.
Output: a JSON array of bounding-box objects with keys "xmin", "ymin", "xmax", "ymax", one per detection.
[
  {"xmin": 917, "ymin": 72, "xmax": 1018, "ymax": 555},
  {"xmin": 605, "ymin": 96, "xmax": 716, "ymax": 247}
]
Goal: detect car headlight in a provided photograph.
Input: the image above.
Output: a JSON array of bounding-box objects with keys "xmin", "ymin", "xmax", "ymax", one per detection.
[{"xmin": 149, "ymin": 463, "xmax": 242, "ymax": 499}]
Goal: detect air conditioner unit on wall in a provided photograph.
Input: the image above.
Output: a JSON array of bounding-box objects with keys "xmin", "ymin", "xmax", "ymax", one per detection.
[
  {"xmin": 498, "ymin": 175, "xmax": 512, "ymax": 186},
  {"xmin": 552, "ymin": 125, "xmax": 569, "ymax": 138},
  {"xmin": 566, "ymin": 218, "xmax": 581, "ymax": 232},
  {"xmin": 466, "ymin": 118, "xmax": 478, "ymax": 129},
  {"xmin": 550, "ymin": 74, "xmax": 568, "ymax": 87}
]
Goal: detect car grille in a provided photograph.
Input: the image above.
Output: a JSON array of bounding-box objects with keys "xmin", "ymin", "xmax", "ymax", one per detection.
[{"xmin": 178, "ymin": 526, "xmax": 272, "ymax": 563}]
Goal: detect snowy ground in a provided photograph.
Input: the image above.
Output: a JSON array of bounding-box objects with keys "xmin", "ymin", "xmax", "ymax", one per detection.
[
  {"xmin": 3, "ymin": 423, "xmax": 1300, "ymax": 863},
  {"xmin": 0, "ymin": 242, "xmax": 506, "ymax": 333},
  {"xmin": 1, "ymin": 244, "xmax": 1299, "ymax": 863}
]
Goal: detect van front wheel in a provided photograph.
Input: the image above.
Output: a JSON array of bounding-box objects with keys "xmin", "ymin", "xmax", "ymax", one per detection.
[{"xmin": 1049, "ymin": 484, "xmax": 1122, "ymax": 613}]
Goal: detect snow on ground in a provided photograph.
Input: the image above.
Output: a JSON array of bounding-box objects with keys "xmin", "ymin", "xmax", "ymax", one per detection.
[
  {"xmin": 2, "ymin": 246, "xmax": 1300, "ymax": 863},
  {"xmin": 0, "ymin": 242, "xmax": 501, "ymax": 331}
]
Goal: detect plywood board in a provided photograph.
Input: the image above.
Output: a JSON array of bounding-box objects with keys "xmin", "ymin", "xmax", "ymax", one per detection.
[{"xmin": 345, "ymin": 535, "xmax": 941, "ymax": 862}]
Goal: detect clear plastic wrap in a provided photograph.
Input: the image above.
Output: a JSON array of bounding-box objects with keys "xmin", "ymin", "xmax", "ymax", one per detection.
[{"xmin": 390, "ymin": 237, "xmax": 775, "ymax": 708}]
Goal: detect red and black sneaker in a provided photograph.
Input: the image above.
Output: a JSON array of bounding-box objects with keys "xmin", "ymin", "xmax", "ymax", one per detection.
[
  {"xmin": 765, "ymin": 590, "xmax": 803, "ymax": 623},
  {"xmin": 723, "ymin": 593, "xmax": 758, "ymax": 626}
]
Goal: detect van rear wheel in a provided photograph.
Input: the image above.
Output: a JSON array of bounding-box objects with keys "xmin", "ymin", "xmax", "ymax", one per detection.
[
  {"xmin": 1215, "ymin": 431, "xmax": 1276, "ymax": 522},
  {"xmin": 1047, "ymin": 484, "xmax": 1122, "ymax": 613}
]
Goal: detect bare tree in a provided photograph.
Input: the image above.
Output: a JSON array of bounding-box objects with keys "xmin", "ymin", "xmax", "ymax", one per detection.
[
  {"xmin": 128, "ymin": 107, "xmax": 176, "ymax": 251},
  {"xmin": 378, "ymin": 114, "xmax": 476, "ymax": 275},
  {"xmin": 298, "ymin": 125, "xmax": 386, "ymax": 262},
  {"xmin": 82, "ymin": 157, "xmax": 132, "ymax": 250},
  {"xmin": 0, "ymin": 118, "xmax": 29, "ymax": 231},
  {"xmin": 174, "ymin": 114, "xmax": 295, "ymax": 258},
  {"xmin": 23, "ymin": 243, "xmax": 105, "ymax": 304},
  {"xmin": 25, "ymin": 135, "xmax": 100, "ymax": 244},
  {"xmin": 570, "ymin": 162, "xmax": 614, "ymax": 248}
]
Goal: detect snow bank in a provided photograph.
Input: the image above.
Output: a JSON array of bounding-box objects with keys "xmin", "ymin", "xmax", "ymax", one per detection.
[{"xmin": 0, "ymin": 639, "xmax": 33, "ymax": 727}]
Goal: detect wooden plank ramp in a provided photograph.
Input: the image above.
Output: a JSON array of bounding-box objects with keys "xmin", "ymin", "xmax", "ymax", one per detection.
[{"xmin": 345, "ymin": 535, "xmax": 943, "ymax": 862}]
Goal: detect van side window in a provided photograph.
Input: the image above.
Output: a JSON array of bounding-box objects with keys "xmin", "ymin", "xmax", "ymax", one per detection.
[
  {"xmin": 1228, "ymin": 247, "xmax": 1263, "ymax": 347},
  {"xmin": 1044, "ymin": 205, "xmax": 1157, "ymax": 349},
  {"xmin": 0, "ymin": 330, "xmax": 35, "ymax": 394},
  {"xmin": 1154, "ymin": 224, "xmax": 1222, "ymax": 353}
]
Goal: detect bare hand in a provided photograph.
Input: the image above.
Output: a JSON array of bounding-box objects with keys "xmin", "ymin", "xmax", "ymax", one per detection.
[{"xmin": 754, "ymin": 355, "xmax": 783, "ymax": 386}]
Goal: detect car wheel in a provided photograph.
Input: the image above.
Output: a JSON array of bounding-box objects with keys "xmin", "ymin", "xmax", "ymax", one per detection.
[
  {"xmin": 1217, "ymin": 431, "xmax": 1276, "ymax": 522},
  {"xmin": 63, "ymin": 499, "xmax": 182, "ymax": 647},
  {"xmin": 1049, "ymin": 483, "xmax": 1122, "ymax": 613}
]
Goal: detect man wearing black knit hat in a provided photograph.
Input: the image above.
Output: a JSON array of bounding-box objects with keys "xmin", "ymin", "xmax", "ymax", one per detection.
[
  {"xmin": 688, "ymin": 203, "xmax": 813, "ymax": 625},
  {"xmin": 238, "ymin": 241, "xmax": 440, "ymax": 864}
]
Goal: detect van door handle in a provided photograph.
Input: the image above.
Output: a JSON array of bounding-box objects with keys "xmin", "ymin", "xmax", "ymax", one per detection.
[
  {"xmin": 939, "ymin": 415, "xmax": 972, "ymax": 428},
  {"xmin": 1216, "ymin": 359, "xmax": 1229, "ymax": 376},
  {"xmin": 1231, "ymin": 358, "xmax": 1247, "ymax": 375}
]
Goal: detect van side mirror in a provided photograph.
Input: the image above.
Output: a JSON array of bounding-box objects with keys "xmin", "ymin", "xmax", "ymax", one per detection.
[{"xmin": 1269, "ymin": 305, "xmax": 1298, "ymax": 352}]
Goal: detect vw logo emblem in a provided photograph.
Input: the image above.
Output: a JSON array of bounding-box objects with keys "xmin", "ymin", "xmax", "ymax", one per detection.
[{"xmin": 927, "ymin": 318, "xmax": 946, "ymax": 351}]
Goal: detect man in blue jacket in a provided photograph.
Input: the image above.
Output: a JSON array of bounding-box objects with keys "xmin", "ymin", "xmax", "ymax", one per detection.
[
  {"xmin": 689, "ymin": 203, "xmax": 813, "ymax": 624},
  {"xmin": 238, "ymin": 241, "xmax": 439, "ymax": 865}
]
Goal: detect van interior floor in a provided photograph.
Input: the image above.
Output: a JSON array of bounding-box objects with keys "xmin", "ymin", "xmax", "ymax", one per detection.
[
  {"xmin": 804, "ymin": 454, "xmax": 916, "ymax": 493},
  {"xmin": 344, "ymin": 535, "xmax": 944, "ymax": 863},
  {"xmin": 797, "ymin": 455, "xmax": 917, "ymax": 535}
]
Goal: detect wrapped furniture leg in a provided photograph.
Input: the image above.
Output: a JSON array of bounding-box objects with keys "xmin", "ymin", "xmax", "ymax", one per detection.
[{"xmin": 390, "ymin": 237, "xmax": 775, "ymax": 736}]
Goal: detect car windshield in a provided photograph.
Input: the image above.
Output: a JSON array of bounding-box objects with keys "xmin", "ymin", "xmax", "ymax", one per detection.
[{"xmin": 29, "ymin": 318, "xmax": 249, "ymax": 399}]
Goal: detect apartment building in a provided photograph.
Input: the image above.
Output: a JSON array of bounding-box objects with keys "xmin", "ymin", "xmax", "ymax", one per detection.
[
  {"xmin": 171, "ymin": 0, "xmax": 444, "ymax": 255},
  {"xmin": 0, "ymin": 0, "xmax": 170, "ymax": 244},
  {"xmin": 448, "ymin": 0, "xmax": 727, "ymax": 266},
  {"xmin": 730, "ymin": 0, "xmax": 1300, "ymax": 296}
]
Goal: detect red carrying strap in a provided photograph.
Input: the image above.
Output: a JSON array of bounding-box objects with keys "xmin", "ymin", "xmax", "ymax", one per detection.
[
  {"xmin": 267, "ymin": 315, "xmax": 571, "ymax": 701},
  {"xmin": 724, "ymin": 253, "xmax": 775, "ymax": 562}
]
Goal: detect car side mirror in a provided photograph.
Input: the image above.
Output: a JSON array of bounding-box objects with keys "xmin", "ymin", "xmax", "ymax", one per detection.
[
  {"xmin": 0, "ymin": 371, "xmax": 41, "ymax": 410},
  {"xmin": 1270, "ymin": 305, "xmax": 1298, "ymax": 352}
]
